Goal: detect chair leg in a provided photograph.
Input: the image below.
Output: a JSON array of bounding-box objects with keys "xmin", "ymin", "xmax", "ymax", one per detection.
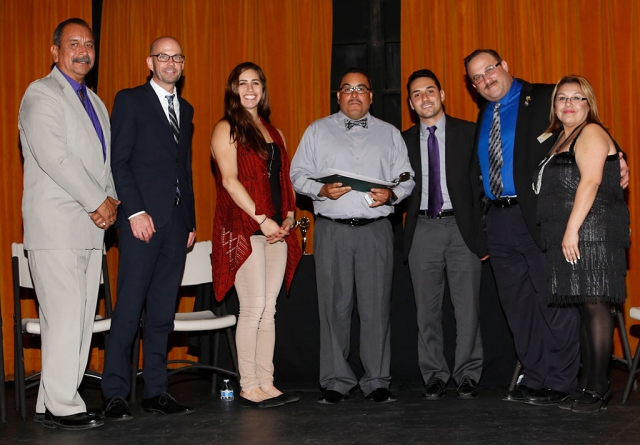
[
  {"xmin": 211, "ymin": 330, "xmax": 221, "ymax": 395},
  {"xmin": 508, "ymin": 361, "xmax": 523, "ymax": 392},
  {"xmin": 221, "ymin": 302, "xmax": 239, "ymax": 376},
  {"xmin": 17, "ymin": 346, "xmax": 27, "ymax": 421},
  {"xmin": 613, "ymin": 304, "xmax": 634, "ymax": 369},
  {"xmin": 622, "ymin": 341, "xmax": 640, "ymax": 404}
]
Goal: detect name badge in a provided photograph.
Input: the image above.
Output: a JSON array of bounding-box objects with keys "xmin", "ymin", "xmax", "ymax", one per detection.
[{"xmin": 537, "ymin": 132, "xmax": 553, "ymax": 144}]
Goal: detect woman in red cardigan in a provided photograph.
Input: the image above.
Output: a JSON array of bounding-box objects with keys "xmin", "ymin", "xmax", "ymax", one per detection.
[{"xmin": 210, "ymin": 62, "xmax": 301, "ymax": 408}]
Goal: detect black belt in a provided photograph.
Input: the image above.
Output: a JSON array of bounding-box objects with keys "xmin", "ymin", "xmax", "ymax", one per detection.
[
  {"xmin": 317, "ymin": 214, "xmax": 387, "ymax": 227},
  {"xmin": 419, "ymin": 209, "xmax": 455, "ymax": 218},
  {"xmin": 492, "ymin": 197, "xmax": 519, "ymax": 208}
]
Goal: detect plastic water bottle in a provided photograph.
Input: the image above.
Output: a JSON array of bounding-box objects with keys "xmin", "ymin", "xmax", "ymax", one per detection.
[{"xmin": 221, "ymin": 379, "xmax": 234, "ymax": 401}]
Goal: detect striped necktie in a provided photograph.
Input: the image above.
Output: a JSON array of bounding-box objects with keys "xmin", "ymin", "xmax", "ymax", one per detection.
[
  {"xmin": 488, "ymin": 103, "xmax": 503, "ymax": 198},
  {"xmin": 166, "ymin": 94, "xmax": 179, "ymax": 144}
]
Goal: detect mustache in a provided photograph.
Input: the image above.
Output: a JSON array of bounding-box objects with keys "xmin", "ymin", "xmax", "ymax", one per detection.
[
  {"xmin": 72, "ymin": 56, "xmax": 92, "ymax": 64},
  {"xmin": 484, "ymin": 79, "xmax": 497, "ymax": 90}
]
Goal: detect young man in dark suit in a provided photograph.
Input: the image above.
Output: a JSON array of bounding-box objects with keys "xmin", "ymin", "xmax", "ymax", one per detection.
[
  {"xmin": 402, "ymin": 69, "xmax": 487, "ymax": 401},
  {"xmin": 102, "ymin": 36, "xmax": 196, "ymax": 419},
  {"xmin": 464, "ymin": 49, "xmax": 628, "ymax": 406}
]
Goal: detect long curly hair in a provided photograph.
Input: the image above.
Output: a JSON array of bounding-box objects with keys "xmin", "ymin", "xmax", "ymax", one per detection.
[{"xmin": 223, "ymin": 62, "xmax": 271, "ymax": 159}]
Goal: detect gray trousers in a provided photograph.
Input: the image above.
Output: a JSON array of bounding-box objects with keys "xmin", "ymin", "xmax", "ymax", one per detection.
[
  {"xmin": 408, "ymin": 215, "xmax": 483, "ymax": 386},
  {"xmin": 314, "ymin": 217, "xmax": 393, "ymax": 395}
]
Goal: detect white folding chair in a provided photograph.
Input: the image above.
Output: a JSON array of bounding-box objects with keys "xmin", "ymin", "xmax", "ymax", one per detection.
[
  {"xmin": 11, "ymin": 243, "xmax": 112, "ymax": 421},
  {"xmin": 129, "ymin": 240, "xmax": 238, "ymax": 401}
]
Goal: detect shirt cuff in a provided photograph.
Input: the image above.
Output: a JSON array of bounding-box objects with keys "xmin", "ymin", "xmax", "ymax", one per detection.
[{"xmin": 128, "ymin": 211, "xmax": 146, "ymax": 219}]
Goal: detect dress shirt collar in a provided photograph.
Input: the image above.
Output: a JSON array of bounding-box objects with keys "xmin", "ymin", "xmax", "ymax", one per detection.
[
  {"xmin": 150, "ymin": 78, "xmax": 177, "ymax": 99},
  {"xmin": 336, "ymin": 111, "xmax": 373, "ymax": 130},
  {"xmin": 419, "ymin": 113, "xmax": 446, "ymax": 139},
  {"xmin": 56, "ymin": 66, "xmax": 85, "ymax": 94},
  {"xmin": 491, "ymin": 78, "xmax": 521, "ymax": 107}
]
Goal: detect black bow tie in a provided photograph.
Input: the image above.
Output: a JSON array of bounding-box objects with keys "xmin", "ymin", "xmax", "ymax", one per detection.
[{"xmin": 345, "ymin": 117, "xmax": 368, "ymax": 130}]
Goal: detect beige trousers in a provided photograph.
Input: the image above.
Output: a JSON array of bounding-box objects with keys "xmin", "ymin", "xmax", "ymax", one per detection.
[
  {"xmin": 234, "ymin": 235, "xmax": 288, "ymax": 391},
  {"xmin": 28, "ymin": 248, "xmax": 102, "ymax": 416}
]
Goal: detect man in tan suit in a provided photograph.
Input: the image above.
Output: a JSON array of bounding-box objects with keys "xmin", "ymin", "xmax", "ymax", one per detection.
[{"xmin": 18, "ymin": 18, "xmax": 119, "ymax": 430}]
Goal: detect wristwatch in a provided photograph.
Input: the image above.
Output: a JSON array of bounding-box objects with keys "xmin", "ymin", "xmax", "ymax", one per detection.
[{"xmin": 386, "ymin": 191, "xmax": 398, "ymax": 205}]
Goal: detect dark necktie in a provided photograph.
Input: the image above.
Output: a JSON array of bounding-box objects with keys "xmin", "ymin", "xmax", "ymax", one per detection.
[
  {"xmin": 77, "ymin": 89, "xmax": 86, "ymax": 107},
  {"xmin": 166, "ymin": 94, "xmax": 180, "ymax": 144},
  {"xmin": 488, "ymin": 103, "xmax": 503, "ymax": 198},
  {"xmin": 166, "ymin": 94, "xmax": 181, "ymax": 204},
  {"xmin": 427, "ymin": 125, "xmax": 443, "ymax": 218},
  {"xmin": 345, "ymin": 117, "xmax": 368, "ymax": 130}
]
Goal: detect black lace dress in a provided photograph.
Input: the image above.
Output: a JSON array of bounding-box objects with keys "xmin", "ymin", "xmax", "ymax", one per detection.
[{"xmin": 534, "ymin": 130, "xmax": 629, "ymax": 305}]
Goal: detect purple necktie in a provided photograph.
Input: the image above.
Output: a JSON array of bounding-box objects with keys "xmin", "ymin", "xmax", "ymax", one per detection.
[
  {"xmin": 77, "ymin": 86, "xmax": 106, "ymax": 161},
  {"xmin": 427, "ymin": 125, "xmax": 443, "ymax": 218}
]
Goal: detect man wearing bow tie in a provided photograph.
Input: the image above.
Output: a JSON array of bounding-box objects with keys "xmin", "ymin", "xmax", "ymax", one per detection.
[{"xmin": 290, "ymin": 68, "xmax": 414, "ymax": 405}]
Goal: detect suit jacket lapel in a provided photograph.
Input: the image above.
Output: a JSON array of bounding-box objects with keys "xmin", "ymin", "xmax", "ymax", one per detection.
[
  {"xmin": 407, "ymin": 124, "xmax": 422, "ymax": 188},
  {"xmin": 51, "ymin": 69, "xmax": 104, "ymax": 165},
  {"xmin": 444, "ymin": 115, "xmax": 458, "ymax": 186},
  {"xmin": 143, "ymin": 82, "xmax": 176, "ymax": 152},
  {"xmin": 513, "ymin": 80, "xmax": 535, "ymax": 168}
]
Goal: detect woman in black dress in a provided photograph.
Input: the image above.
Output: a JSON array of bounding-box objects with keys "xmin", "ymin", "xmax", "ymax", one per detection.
[{"xmin": 534, "ymin": 75, "xmax": 629, "ymax": 413}]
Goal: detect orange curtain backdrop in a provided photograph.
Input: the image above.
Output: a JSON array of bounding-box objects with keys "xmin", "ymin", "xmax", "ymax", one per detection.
[
  {"xmin": 98, "ymin": 0, "xmax": 332, "ymax": 366},
  {"xmin": 0, "ymin": 1, "xmax": 93, "ymax": 380},
  {"xmin": 401, "ymin": 0, "xmax": 640, "ymax": 354}
]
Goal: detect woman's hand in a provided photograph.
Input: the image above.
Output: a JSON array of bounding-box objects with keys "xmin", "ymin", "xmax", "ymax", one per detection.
[
  {"xmin": 261, "ymin": 218, "xmax": 283, "ymax": 243},
  {"xmin": 562, "ymin": 229, "xmax": 581, "ymax": 265}
]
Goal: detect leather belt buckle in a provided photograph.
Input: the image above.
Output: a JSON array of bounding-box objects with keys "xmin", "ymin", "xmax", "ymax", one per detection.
[
  {"xmin": 419, "ymin": 209, "xmax": 455, "ymax": 218},
  {"xmin": 318, "ymin": 215, "xmax": 385, "ymax": 227},
  {"xmin": 492, "ymin": 197, "xmax": 518, "ymax": 208}
]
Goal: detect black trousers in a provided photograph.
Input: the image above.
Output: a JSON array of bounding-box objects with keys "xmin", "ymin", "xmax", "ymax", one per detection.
[
  {"xmin": 102, "ymin": 206, "xmax": 189, "ymax": 400},
  {"xmin": 486, "ymin": 204, "xmax": 579, "ymax": 394}
]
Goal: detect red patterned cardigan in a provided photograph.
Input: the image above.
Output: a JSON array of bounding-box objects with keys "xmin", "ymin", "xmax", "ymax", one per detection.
[{"xmin": 212, "ymin": 119, "xmax": 302, "ymax": 301}]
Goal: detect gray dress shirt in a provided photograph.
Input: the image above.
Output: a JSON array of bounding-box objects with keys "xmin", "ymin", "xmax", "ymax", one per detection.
[{"xmin": 290, "ymin": 111, "xmax": 414, "ymax": 219}]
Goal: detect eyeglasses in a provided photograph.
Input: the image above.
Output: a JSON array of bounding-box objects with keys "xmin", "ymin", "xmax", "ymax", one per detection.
[
  {"xmin": 470, "ymin": 62, "xmax": 502, "ymax": 85},
  {"xmin": 150, "ymin": 53, "xmax": 185, "ymax": 63},
  {"xmin": 339, "ymin": 86, "xmax": 370, "ymax": 95},
  {"xmin": 555, "ymin": 96, "xmax": 587, "ymax": 104}
]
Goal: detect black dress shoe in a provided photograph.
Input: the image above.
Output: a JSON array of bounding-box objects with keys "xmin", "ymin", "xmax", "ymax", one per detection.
[
  {"xmin": 558, "ymin": 388, "xmax": 584, "ymax": 411},
  {"xmin": 33, "ymin": 408, "xmax": 104, "ymax": 423},
  {"xmin": 317, "ymin": 389, "xmax": 348, "ymax": 404},
  {"xmin": 238, "ymin": 395, "xmax": 285, "ymax": 408},
  {"xmin": 365, "ymin": 388, "xmax": 397, "ymax": 404},
  {"xmin": 42, "ymin": 409, "xmax": 104, "ymax": 430},
  {"xmin": 36, "ymin": 408, "xmax": 104, "ymax": 423},
  {"xmin": 141, "ymin": 392, "xmax": 195, "ymax": 415},
  {"xmin": 423, "ymin": 377, "xmax": 447, "ymax": 400},
  {"xmin": 104, "ymin": 396, "xmax": 133, "ymax": 421},
  {"xmin": 457, "ymin": 376, "xmax": 479, "ymax": 399},
  {"xmin": 571, "ymin": 386, "xmax": 613, "ymax": 414},
  {"xmin": 524, "ymin": 388, "xmax": 569, "ymax": 406},
  {"xmin": 273, "ymin": 392, "xmax": 300, "ymax": 404},
  {"xmin": 502, "ymin": 385, "xmax": 536, "ymax": 403}
]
